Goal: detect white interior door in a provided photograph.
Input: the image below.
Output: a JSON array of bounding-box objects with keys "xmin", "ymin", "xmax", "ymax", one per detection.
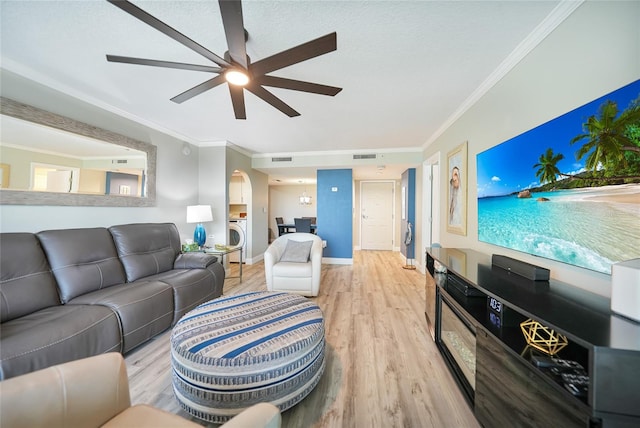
[{"xmin": 361, "ymin": 181, "xmax": 394, "ymax": 250}]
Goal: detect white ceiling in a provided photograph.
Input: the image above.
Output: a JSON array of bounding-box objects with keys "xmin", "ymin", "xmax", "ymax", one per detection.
[{"xmin": 0, "ymin": 0, "xmax": 569, "ymax": 183}]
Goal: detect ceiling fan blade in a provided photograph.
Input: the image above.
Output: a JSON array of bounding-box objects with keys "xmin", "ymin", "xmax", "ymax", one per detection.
[
  {"xmin": 107, "ymin": 0, "xmax": 230, "ymax": 68},
  {"xmin": 228, "ymin": 85, "xmax": 246, "ymax": 119},
  {"xmin": 218, "ymin": 0, "xmax": 248, "ymax": 69},
  {"xmin": 106, "ymin": 55, "xmax": 222, "ymax": 73},
  {"xmin": 256, "ymin": 75, "xmax": 342, "ymax": 96},
  {"xmin": 250, "ymin": 32, "xmax": 337, "ymax": 77},
  {"xmin": 245, "ymin": 83, "xmax": 300, "ymax": 117},
  {"xmin": 171, "ymin": 74, "xmax": 227, "ymax": 104}
]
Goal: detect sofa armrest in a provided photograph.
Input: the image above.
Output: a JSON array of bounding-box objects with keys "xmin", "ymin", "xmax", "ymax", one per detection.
[
  {"xmin": 264, "ymin": 242, "xmax": 284, "ymax": 291},
  {"xmin": 310, "ymin": 237, "xmax": 323, "ymax": 296},
  {"xmin": 222, "ymin": 403, "xmax": 281, "ymax": 428},
  {"xmin": 102, "ymin": 404, "xmax": 202, "ymax": 428},
  {"xmin": 174, "ymin": 252, "xmax": 219, "ymax": 269},
  {"xmin": 0, "ymin": 353, "xmax": 131, "ymax": 428}
]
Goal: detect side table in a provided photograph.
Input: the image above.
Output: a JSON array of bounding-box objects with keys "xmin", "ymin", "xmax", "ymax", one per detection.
[{"xmin": 203, "ymin": 246, "xmax": 243, "ymax": 282}]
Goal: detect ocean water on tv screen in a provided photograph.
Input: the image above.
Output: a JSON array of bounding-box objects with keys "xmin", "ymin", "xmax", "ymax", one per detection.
[{"xmin": 478, "ymin": 189, "xmax": 640, "ymax": 274}]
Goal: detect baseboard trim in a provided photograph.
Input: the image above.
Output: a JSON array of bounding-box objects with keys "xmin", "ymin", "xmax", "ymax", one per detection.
[
  {"xmin": 245, "ymin": 254, "xmax": 262, "ymax": 265},
  {"xmin": 322, "ymin": 257, "xmax": 353, "ymax": 265}
]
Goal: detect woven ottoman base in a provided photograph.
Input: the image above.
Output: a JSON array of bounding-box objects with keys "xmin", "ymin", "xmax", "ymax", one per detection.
[{"xmin": 171, "ymin": 291, "xmax": 325, "ymax": 423}]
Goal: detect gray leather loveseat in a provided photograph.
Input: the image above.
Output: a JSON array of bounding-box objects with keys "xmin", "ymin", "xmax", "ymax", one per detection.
[{"xmin": 0, "ymin": 222, "xmax": 224, "ymax": 380}]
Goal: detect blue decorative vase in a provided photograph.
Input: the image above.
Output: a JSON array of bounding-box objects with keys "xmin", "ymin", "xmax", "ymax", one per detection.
[{"xmin": 193, "ymin": 223, "xmax": 206, "ymax": 247}]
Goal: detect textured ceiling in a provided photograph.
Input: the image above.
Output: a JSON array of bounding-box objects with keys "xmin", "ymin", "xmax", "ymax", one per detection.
[{"xmin": 1, "ymin": 0, "xmax": 568, "ymax": 181}]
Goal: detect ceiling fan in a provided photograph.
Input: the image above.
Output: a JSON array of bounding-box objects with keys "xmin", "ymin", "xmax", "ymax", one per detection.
[{"xmin": 106, "ymin": 0, "xmax": 342, "ymax": 119}]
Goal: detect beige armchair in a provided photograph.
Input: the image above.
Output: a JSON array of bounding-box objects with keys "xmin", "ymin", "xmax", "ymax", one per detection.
[
  {"xmin": 264, "ymin": 232, "xmax": 323, "ymax": 297},
  {"xmin": 0, "ymin": 353, "xmax": 281, "ymax": 428}
]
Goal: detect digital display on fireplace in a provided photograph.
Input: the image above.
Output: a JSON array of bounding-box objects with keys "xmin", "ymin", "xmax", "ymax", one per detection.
[{"xmin": 488, "ymin": 296, "xmax": 502, "ymax": 313}]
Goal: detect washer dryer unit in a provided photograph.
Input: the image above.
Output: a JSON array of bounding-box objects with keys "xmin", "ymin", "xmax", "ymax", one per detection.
[{"xmin": 228, "ymin": 219, "xmax": 246, "ymax": 263}]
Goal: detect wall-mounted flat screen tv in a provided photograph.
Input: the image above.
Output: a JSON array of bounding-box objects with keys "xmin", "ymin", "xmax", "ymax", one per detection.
[{"xmin": 477, "ymin": 80, "xmax": 640, "ymax": 275}]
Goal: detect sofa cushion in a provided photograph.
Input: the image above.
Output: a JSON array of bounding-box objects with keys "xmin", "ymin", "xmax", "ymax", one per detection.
[
  {"xmin": 0, "ymin": 233, "xmax": 60, "ymax": 323},
  {"xmin": 0, "ymin": 305, "xmax": 121, "ymax": 380},
  {"xmin": 141, "ymin": 263, "xmax": 225, "ymax": 325},
  {"xmin": 69, "ymin": 281, "xmax": 174, "ymax": 353},
  {"xmin": 37, "ymin": 228, "xmax": 127, "ymax": 304},
  {"xmin": 109, "ymin": 223, "xmax": 181, "ymax": 282},
  {"xmin": 280, "ymin": 240, "xmax": 313, "ymax": 263}
]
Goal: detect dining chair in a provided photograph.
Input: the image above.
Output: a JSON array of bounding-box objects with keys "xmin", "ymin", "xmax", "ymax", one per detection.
[
  {"xmin": 301, "ymin": 217, "xmax": 317, "ymax": 234},
  {"xmin": 276, "ymin": 217, "xmax": 286, "ymax": 236},
  {"xmin": 294, "ymin": 217, "xmax": 312, "ymax": 233}
]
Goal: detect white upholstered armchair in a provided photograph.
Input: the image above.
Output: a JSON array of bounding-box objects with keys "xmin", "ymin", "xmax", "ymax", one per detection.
[{"xmin": 264, "ymin": 232, "xmax": 323, "ymax": 297}]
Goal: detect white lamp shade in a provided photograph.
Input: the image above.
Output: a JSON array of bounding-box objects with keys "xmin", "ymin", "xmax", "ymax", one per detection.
[{"xmin": 186, "ymin": 205, "xmax": 213, "ymax": 223}]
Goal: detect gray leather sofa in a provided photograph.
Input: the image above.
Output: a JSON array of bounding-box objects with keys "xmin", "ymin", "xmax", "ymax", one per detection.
[{"xmin": 0, "ymin": 223, "xmax": 224, "ymax": 380}]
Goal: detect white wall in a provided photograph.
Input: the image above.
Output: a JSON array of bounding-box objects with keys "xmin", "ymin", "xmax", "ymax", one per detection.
[
  {"xmin": 194, "ymin": 145, "xmax": 228, "ymax": 249},
  {"xmin": 424, "ymin": 1, "xmax": 640, "ymax": 297}
]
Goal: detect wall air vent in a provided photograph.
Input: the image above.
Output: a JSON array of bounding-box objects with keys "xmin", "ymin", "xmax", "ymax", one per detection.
[
  {"xmin": 271, "ymin": 157, "xmax": 293, "ymax": 162},
  {"xmin": 353, "ymin": 154, "xmax": 377, "ymax": 160}
]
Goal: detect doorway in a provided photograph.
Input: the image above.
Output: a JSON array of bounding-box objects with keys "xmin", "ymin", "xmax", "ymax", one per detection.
[
  {"xmin": 422, "ymin": 153, "xmax": 441, "ymax": 266},
  {"xmin": 228, "ymin": 170, "xmax": 251, "ymax": 263},
  {"xmin": 31, "ymin": 163, "xmax": 79, "ymax": 193},
  {"xmin": 360, "ymin": 181, "xmax": 394, "ymax": 250}
]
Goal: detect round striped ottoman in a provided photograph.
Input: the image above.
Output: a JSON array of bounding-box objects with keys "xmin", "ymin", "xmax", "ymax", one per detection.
[{"xmin": 170, "ymin": 291, "xmax": 325, "ymax": 423}]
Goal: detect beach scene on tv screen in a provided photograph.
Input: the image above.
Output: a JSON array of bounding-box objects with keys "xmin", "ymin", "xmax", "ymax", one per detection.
[{"xmin": 477, "ymin": 80, "xmax": 640, "ymax": 275}]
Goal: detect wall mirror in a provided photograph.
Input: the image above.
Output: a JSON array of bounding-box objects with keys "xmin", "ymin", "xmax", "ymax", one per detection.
[{"xmin": 0, "ymin": 97, "xmax": 156, "ymax": 206}]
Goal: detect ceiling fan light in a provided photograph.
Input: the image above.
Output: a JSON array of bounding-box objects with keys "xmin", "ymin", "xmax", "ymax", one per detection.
[{"xmin": 225, "ymin": 70, "xmax": 249, "ymax": 86}]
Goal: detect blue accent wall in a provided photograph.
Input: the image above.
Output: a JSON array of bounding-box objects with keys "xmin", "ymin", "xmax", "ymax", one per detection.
[
  {"xmin": 317, "ymin": 169, "xmax": 353, "ymax": 259},
  {"xmin": 401, "ymin": 168, "xmax": 416, "ymax": 259}
]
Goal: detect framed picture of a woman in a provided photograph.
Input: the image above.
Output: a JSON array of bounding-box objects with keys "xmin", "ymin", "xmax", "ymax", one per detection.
[{"xmin": 447, "ymin": 141, "xmax": 467, "ymax": 235}]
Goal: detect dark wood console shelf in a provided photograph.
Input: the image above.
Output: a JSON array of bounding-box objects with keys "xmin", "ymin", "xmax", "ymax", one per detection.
[{"xmin": 426, "ymin": 247, "xmax": 640, "ymax": 428}]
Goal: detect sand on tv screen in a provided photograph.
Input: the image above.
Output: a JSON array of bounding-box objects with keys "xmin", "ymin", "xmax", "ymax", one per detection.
[{"xmin": 477, "ymin": 80, "xmax": 640, "ymax": 275}]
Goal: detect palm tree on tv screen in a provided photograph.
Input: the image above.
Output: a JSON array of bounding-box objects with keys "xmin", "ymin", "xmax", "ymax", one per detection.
[
  {"xmin": 570, "ymin": 98, "xmax": 640, "ymax": 174},
  {"xmin": 534, "ymin": 148, "xmax": 565, "ymax": 184}
]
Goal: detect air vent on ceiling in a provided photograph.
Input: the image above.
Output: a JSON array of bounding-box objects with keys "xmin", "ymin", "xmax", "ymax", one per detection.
[
  {"xmin": 271, "ymin": 157, "xmax": 293, "ymax": 162},
  {"xmin": 353, "ymin": 154, "xmax": 377, "ymax": 160},
  {"xmin": 112, "ymin": 159, "xmax": 128, "ymax": 164}
]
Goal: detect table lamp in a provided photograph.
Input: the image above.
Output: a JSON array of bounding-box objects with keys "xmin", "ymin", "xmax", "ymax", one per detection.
[{"xmin": 186, "ymin": 205, "xmax": 213, "ymax": 247}]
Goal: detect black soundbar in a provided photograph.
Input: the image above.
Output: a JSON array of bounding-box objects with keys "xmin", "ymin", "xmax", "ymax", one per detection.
[{"xmin": 492, "ymin": 254, "xmax": 550, "ymax": 281}]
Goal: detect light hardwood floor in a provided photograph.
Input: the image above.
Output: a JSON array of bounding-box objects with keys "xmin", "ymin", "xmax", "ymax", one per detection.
[{"xmin": 125, "ymin": 251, "xmax": 480, "ymax": 427}]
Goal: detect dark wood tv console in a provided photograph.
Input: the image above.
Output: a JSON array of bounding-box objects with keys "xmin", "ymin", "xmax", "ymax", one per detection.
[{"xmin": 426, "ymin": 248, "xmax": 640, "ymax": 428}]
